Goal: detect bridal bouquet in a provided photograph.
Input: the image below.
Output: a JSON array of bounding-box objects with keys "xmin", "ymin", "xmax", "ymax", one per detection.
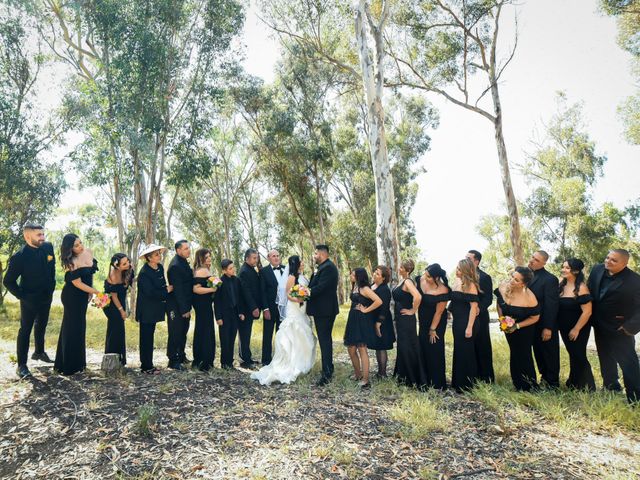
[
  {"xmin": 290, "ymin": 284, "xmax": 311, "ymax": 301},
  {"xmin": 499, "ymin": 315, "xmax": 517, "ymax": 333},
  {"xmin": 207, "ymin": 276, "xmax": 223, "ymax": 289},
  {"xmin": 92, "ymin": 292, "xmax": 111, "ymax": 309}
]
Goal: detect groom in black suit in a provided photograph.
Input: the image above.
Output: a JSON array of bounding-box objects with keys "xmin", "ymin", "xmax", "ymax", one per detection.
[
  {"xmin": 307, "ymin": 244, "xmax": 339, "ymax": 386},
  {"xmin": 238, "ymin": 248, "xmax": 263, "ymax": 368},
  {"xmin": 588, "ymin": 249, "xmax": 640, "ymax": 404}
]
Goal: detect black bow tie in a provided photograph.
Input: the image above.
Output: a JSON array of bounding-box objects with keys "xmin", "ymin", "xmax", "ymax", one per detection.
[{"xmin": 273, "ymin": 265, "xmax": 284, "ymax": 271}]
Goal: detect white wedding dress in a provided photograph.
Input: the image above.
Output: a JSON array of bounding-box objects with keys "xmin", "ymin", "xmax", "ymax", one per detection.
[{"xmin": 251, "ymin": 276, "xmax": 317, "ymax": 385}]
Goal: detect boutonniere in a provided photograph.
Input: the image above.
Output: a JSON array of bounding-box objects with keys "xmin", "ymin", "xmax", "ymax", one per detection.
[{"xmin": 47, "ymin": 255, "xmax": 54, "ymax": 262}]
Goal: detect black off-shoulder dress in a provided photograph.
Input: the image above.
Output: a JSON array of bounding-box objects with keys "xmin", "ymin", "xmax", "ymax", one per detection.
[
  {"xmin": 344, "ymin": 290, "xmax": 374, "ymax": 347},
  {"xmin": 417, "ymin": 281, "xmax": 450, "ymax": 390},
  {"xmin": 558, "ymin": 294, "xmax": 596, "ymax": 391},
  {"xmin": 192, "ymin": 277, "xmax": 216, "ymax": 371},
  {"xmin": 449, "ymin": 291, "xmax": 480, "ymax": 392},
  {"xmin": 369, "ymin": 283, "xmax": 395, "ymax": 351},
  {"xmin": 103, "ymin": 280, "xmax": 128, "ymax": 365}
]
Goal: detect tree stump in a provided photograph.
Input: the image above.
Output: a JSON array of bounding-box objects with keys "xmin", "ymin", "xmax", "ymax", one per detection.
[{"xmin": 101, "ymin": 353, "xmax": 122, "ymax": 373}]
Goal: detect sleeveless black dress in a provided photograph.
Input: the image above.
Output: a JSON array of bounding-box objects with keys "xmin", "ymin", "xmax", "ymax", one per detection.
[
  {"xmin": 55, "ymin": 260, "xmax": 97, "ymax": 375},
  {"xmin": 558, "ymin": 294, "xmax": 595, "ymax": 391},
  {"xmin": 392, "ymin": 280, "xmax": 427, "ymax": 388},
  {"xmin": 103, "ymin": 280, "xmax": 128, "ymax": 365},
  {"xmin": 344, "ymin": 290, "xmax": 374, "ymax": 347},
  {"xmin": 370, "ymin": 283, "xmax": 395, "ymax": 351},
  {"xmin": 416, "ymin": 278, "xmax": 450, "ymax": 390},
  {"xmin": 449, "ymin": 291, "xmax": 481, "ymax": 392},
  {"xmin": 494, "ymin": 289, "xmax": 541, "ymax": 391},
  {"xmin": 192, "ymin": 277, "xmax": 216, "ymax": 371}
]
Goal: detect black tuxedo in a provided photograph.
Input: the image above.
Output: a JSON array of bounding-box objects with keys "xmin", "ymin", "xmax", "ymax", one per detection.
[
  {"xmin": 308, "ymin": 258, "xmax": 339, "ymax": 379},
  {"xmin": 166, "ymin": 255, "xmax": 193, "ymax": 364},
  {"xmin": 3, "ymin": 242, "xmax": 56, "ymax": 366},
  {"xmin": 260, "ymin": 264, "xmax": 285, "ymax": 364},
  {"xmin": 588, "ymin": 264, "xmax": 640, "ymax": 402},
  {"xmin": 214, "ymin": 274, "xmax": 243, "ymax": 368},
  {"xmin": 474, "ymin": 268, "xmax": 494, "ymax": 383},
  {"xmin": 237, "ymin": 263, "xmax": 263, "ymax": 364},
  {"xmin": 528, "ymin": 267, "xmax": 560, "ymax": 387},
  {"xmin": 135, "ymin": 263, "xmax": 169, "ymax": 371}
]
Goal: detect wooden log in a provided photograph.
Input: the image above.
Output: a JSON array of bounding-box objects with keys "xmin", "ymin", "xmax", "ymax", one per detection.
[{"xmin": 101, "ymin": 353, "xmax": 122, "ymax": 373}]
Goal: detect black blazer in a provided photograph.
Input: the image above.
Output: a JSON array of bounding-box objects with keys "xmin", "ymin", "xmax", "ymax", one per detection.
[
  {"xmin": 307, "ymin": 258, "xmax": 339, "ymax": 317},
  {"xmin": 587, "ymin": 264, "xmax": 640, "ymax": 335},
  {"xmin": 214, "ymin": 274, "xmax": 242, "ymax": 321},
  {"xmin": 3, "ymin": 242, "xmax": 56, "ymax": 303},
  {"xmin": 477, "ymin": 268, "xmax": 493, "ymax": 316},
  {"xmin": 528, "ymin": 267, "xmax": 559, "ymax": 330},
  {"xmin": 238, "ymin": 262, "xmax": 263, "ymax": 316},
  {"xmin": 136, "ymin": 263, "xmax": 169, "ymax": 324},
  {"xmin": 260, "ymin": 265, "xmax": 283, "ymax": 314},
  {"xmin": 167, "ymin": 255, "xmax": 193, "ymax": 315}
]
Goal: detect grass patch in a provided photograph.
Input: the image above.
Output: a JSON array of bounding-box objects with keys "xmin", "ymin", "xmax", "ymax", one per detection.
[
  {"xmin": 134, "ymin": 403, "xmax": 157, "ymax": 437},
  {"xmin": 389, "ymin": 390, "xmax": 450, "ymax": 439}
]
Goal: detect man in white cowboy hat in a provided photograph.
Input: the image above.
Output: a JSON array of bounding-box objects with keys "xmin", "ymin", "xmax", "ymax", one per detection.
[{"xmin": 166, "ymin": 239, "xmax": 193, "ymax": 370}]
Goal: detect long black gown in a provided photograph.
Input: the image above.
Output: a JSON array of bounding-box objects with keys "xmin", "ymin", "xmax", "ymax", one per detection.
[
  {"xmin": 392, "ymin": 280, "xmax": 427, "ymax": 388},
  {"xmin": 344, "ymin": 290, "xmax": 374, "ymax": 347},
  {"xmin": 449, "ymin": 291, "xmax": 480, "ymax": 392},
  {"xmin": 494, "ymin": 289, "xmax": 541, "ymax": 391},
  {"xmin": 370, "ymin": 283, "xmax": 395, "ymax": 351},
  {"xmin": 103, "ymin": 280, "xmax": 128, "ymax": 365},
  {"xmin": 558, "ymin": 294, "xmax": 596, "ymax": 391},
  {"xmin": 416, "ymin": 278, "xmax": 450, "ymax": 390},
  {"xmin": 192, "ymin": 277, "xmax": 216, "ymax": 371},
  {"xmin": 55, "ymin": 260, "xmax": 97, "ymax": 375}
]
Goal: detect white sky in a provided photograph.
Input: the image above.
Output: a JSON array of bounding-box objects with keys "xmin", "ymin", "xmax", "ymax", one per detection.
[{"xmin": 52, "ymin": 0, "xmax": 638, "ymax": 270}]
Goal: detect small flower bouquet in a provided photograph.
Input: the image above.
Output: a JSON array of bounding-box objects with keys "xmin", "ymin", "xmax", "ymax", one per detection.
[
  {"xmin": 499, "ymin": 315, "xmax": 516, "ymax": 333},
  {"xmin": 92, "ymin": 292, "xmax": 111, "ymax": 309},
  {"xmin": 207, "ymin": 276, "xmax": 223, "ymax": 289},
  {"xmin": 290, "ymin": 284, "xmax": 311, "ymax": 301}
]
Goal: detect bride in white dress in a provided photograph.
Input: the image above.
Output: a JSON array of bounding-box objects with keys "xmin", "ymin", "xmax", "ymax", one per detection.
[{"xmin": 251, "ymin": 256, "xmax": 317, "ymax": 385}]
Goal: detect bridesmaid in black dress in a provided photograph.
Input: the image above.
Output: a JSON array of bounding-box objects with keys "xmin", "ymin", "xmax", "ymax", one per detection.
[
  {"xmin": 494, "ymin": 266, "xmax": 540, "ymax": 391},
  {"xmin": 558, "ymin": 258, "xmax": 596, "ymax": 391},
  {"xmin": 55, "ymin": 234, "xmax": 100, "ymax": 375},
  {"xmin": 370, "ymin": 265, "xmax": 395, "ymax": 378},
  {"xmin": 416, "ymin": 263, "xmax": 450, "ymax": 390},
  {"xmin": 392, "ymin": 259, "xmax": 427, "ymax": 389},
  {"xmin": 192, "ymin": 248, "xmax": 218, "ymax": 371},
  {"xmin": 344, "ymin": 268, "xmax": 382, "ymax": 388},
  {"xmin": 103, "ymin": 253, "xmax": 134, "ymax": 366},
  {"xmin": 450, "ymin": 258, "xmax": 481, "ymax": 392}
]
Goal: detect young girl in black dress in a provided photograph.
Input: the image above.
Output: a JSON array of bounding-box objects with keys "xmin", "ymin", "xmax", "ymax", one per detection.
[
  {"xmin": 416, "ymin": 263, "xmax": 450, "ymax": 390},
  {"xmin": 558, "ymin": 258, "xmax": 595, "ymax": 391},
  {"xmin": 192, "ymin": 248, "xmax": 218, "ymax": 371},
  {"xmin": 104, "ymin": 253, "xmax": 134, "ymax": 366},
  {"xmin": 449, "ymin": 258, "xmax": 480, "ymax": 392},
  {"xmin": 495, "ymin": 266, "xmax": 540, "ymax": 391},
  {"xmin": 370, "ymin": 265, "xmax": 395, "ymax": 378},
  {"xmin": 344, "ymin": 268, "xmax": 382, "ymax": 388},
  {"xmin": 55, "ymin": 234, "xmax": 100, "ymax": 375}
]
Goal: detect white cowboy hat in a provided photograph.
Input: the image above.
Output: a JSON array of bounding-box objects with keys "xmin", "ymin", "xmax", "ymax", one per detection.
[{"xmin": 138, "ymin": 243, "xmax": 167, "ymax": 259}]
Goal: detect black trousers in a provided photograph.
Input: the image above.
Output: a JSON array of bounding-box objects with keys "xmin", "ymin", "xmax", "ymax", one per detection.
[
  {"xmin": 237, "ymin": 312, "xmax": 256, "ymax": 364},
  {"xmin": 139, "ymin": 322, "xmax": 156, "ymax": 371},
  {"xmin": 261, "ymin": 308, "xmax": 281, "ymax": 365},
  {"xmin": 314, "ymin": 315, "xmax": 336, "ymax": 379},
  {"xmin": 558, "ymin": 323, "xmax": 595, "ymax": 391},
  {"xmin": 17, "ymin": 299, "xmax": 52, "ymax": 366},
  {"xmin": 506, "ymin": 323, "xmax": 538, "ymax": 391},
  {"xmin": 532, "ymin": 323, "xmax": 560, "ymax": 387},
  {"xmin": 219, "ymin": 315, "xmax": 238, "ymax": 368},
  {"xmin": 594, "ymin": 327, "xmax": 640, "ymax": 403},
  {"xmin": 166, "ymin": 309, "xmax": 190, "ymax": 363},
  {"xmin": 474, "ymin": 311, "xmax": 495, "ymax": 383}
]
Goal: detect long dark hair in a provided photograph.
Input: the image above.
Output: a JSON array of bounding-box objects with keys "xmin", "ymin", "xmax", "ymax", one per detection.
[
  {"xmin": 109, "ymin": 253, "xmax": 134, "ymax": 287},
  {"xmin": 352, "ymin": 267, "xmax": 370, "ymax": 289},
  {"xmin": 60, "ymin": 233, "xmax": 79, "ymax": 271},
  {"xmin": 559, "ymin": 258, "xmax": 585, "ymax": 298},
  {"xmin": 427, "ymin": 263, "xmax": 449, "ymax": 289},
  {"xmin": 288, "ymin": 255, "xmax": 301, "ymax": 283}
]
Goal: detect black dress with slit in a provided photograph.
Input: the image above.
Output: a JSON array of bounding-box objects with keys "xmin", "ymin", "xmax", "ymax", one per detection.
[
  {"xmin": 449, "ymin": 291, "xmax": 480, "ymax": 392},
  {"xmin": 494, "ymin": 289, "xmax": 540, "ymax": 391},
  {"xmin": 103, "ymin": 281, "xmax": 128, "ymax": 365},
  {"xmin": 558, "ymin": 294, "xmax": 596, "ymax": 391},
  {"xmin": 192, "ymin": 277, "xmax": 216, "ymax": 371}
]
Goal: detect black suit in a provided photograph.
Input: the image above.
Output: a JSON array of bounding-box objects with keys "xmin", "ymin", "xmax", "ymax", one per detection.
[
  {"xmin": 3, "ymin": 242, "xmax": 56, "ymax": 366},
  {"xmin": 307, "ymin": 258, "xmax": 339, "ymax": 379},
  {"xmin": 529, "ymin": 267, "xmax": 560, "ymax": 387},
  {"xmin": 260, "ymin": 264, "xmax": 285, "ymax": 364},
  {"xmin": 475, "ymin": 268, "xmax": 494, "ymax": 383},
  {"xmin": 238, "ymin": 263, "xmax": 264, "ymax": 364},
  {"xmin": 214, "ymin": 274, "xmax": 243, "ymax": 368},
  {"xmin": 588, "ymin": 264, "xmax": 640, "ymax": 403},
  {"xmin": 166, "ymin": 255, "xmax": 193, "ymax": 364},
  {"xmin": 136, "ymin": 263, "xmax": 169, "ymax": 371}
]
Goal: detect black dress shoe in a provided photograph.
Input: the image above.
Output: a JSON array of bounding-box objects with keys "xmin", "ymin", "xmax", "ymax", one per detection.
[
  {"xmin": 168, "ymin": 362, "xmax": 186, "ymax": 371},
  {"xmin": 17, "ymin": 365, "xmax": 32, "ymax": 379},
  {"xmin": 31, "ymin": 352, "xmax": 54, "ymax": 363},
  {"xmin": 315, "ymin": 376, "xmax": 331, "ymax": 387},
  {"xmin": 239, "ymin": 361, "xmax": 257, "ymax": 370}
]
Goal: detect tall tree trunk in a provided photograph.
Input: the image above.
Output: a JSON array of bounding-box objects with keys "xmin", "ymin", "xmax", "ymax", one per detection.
[{"xmin": 355, "ymin": 0, "xmax": 400, "ymax": 279}]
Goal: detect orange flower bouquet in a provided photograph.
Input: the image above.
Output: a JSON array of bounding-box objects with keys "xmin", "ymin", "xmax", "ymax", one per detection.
[
  {"xmin": 207, "ymin": 276, "xmax": 223, "ymax": 289},
  {"xmin": 499, "ymin": 315, "xmax": 518, "ymax": 333},
  {"xmin": 92, "ymin": 292, "xmax": 111, "ymax": 309},
  {"xmin": 290, "ymin": 284, "xmax": 311, "ymax": 302}
]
